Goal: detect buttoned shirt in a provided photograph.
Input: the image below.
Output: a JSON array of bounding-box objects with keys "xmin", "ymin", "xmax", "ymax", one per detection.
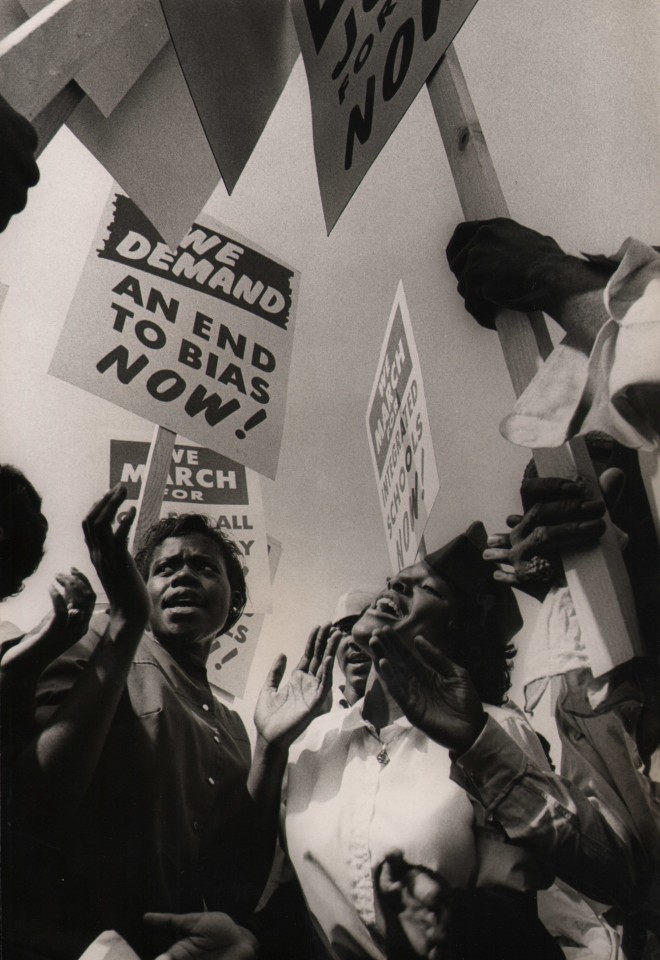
[
  {"xmin": 284, "ymin": 700, "xmax": 563, "ymax": 960},
  {"xmin": 5, "ymin": 616, "xmax": 254, "ymax": 960}
]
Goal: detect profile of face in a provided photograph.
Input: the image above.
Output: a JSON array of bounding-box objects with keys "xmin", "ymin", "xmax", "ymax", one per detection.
[
  {"xmin": 352, "ymin": 561, "xmax": 455, "ymax": 657},
  {"xmin": 146, "ymin": 533, "xmax": 234, "ymax": 648}
]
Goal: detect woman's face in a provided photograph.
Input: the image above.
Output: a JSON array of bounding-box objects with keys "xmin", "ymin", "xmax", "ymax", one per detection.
[{"xmin": 352, "ymin": 560, "xmax": 455, "ymax": 657}]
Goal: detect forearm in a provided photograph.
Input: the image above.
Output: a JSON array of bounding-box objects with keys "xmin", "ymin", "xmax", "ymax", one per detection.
[
  {"xmin": 452, "ymin": 717, "xmax": 650, "ymax": 910},
  {"xmin": 535, "ymin": 255, "xmax": 610, "ymax": 353},
  {"xmin": 11, "ymin": 615, "xmax": 144, "ymax": 828}
]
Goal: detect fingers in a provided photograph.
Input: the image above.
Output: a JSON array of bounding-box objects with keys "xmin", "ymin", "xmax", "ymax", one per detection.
[
  {"xmin": 482, "ymin": 546, "xmax": 513, "ymax": 565},
  {"xmin": 298, "ymin": 624, "xmax": 321, "ymax": 671},
  {"xmin": 505, "ymin": 514, "xmax": 523, "ymax": 529},
  {"xmin": 598, "ymin": 466, "xmax": 625, "ymax": 513},
  {"xmin": 264, "ymin": 653, "xmax": 287, "ymax": 692},
  {"xmin": 115, "ymin": 505, "xmax": 136, "ymax": 547},
  {"xmin": 316, "ymin": 629, "xmax": 342, "ymax": 690},
  {"xmin": 83, "ymin": 484, "xmax": 129, "ymax": 555},
  {"xmin": 48, "ymin": 583, "xmax": 68, "ymax": 619},
  {"xmin": 297, "ymin": 624, "xmax": 341, "ymax": 677},
  {"xmin": 520, "ymin": 477, "xmax": 589, "ymax": 511}
]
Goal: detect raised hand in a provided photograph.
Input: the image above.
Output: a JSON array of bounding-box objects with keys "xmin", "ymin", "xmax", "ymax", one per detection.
[
  {"xmin": 254, "ymin": 624, "xmax": 341, "ymax": 749},
  {"xmin": 370, "ymin": 629, "xmax": 486, "ymax": 754},
  {"xmin": 82, "ymin": 484, "xmax": 150, "ymax": 628},
  {"xmin": 143, "ymin": 911, "xmax": 258, "ymax": 960},
  {"xmin": 0, "ymin": 568, "xmax": 95, "ymax": 682},
  {"xmin": 482, "ymin": 477, "xmax": 607, "ymax": 600},
  {"xmin": 446, "ymin": 217, "xmax": 610, "ymax": 330}
]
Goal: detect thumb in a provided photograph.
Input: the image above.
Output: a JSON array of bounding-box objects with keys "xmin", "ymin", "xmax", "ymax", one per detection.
[{"xmin": 598, "ymin": 467, "xmax": 625, "ymax": 514}]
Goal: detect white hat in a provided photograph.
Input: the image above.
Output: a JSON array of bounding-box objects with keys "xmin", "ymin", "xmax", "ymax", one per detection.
[{"xmin": 332, "ymin": 589, "xmax": 373, "ymax": 625}]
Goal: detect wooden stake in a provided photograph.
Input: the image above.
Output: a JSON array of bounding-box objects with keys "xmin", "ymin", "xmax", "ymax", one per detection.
[
  {"xmin": 131, "ymin": 425, "xmax": 177, "ymax": 553},
  {"xmin": 427, "ymin": 46, "xmax": 642, "ymax": 675}
]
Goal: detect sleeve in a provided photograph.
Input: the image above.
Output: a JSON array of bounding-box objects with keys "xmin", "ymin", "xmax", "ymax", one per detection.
[
  {"xmin": 451, "ymin": 711, "xmax": 650, "ymax": 911},
  {"xmin": 499, "ymin": 238, "xmax": 660, "ymax": 451},
  {"xmin": 33, "ymin": 615, "xmax": 109, "ymax": 727}
]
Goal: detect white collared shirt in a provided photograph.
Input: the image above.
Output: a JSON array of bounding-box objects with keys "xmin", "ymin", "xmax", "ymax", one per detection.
[{"xmin": 284, "ymin": 701, "xmax": 478, "ymax": 959}]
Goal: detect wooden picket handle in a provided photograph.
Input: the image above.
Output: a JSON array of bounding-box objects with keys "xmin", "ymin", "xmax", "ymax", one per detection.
[
  {"xmin": 130, "ymin": 425, "xmax": 177, "ymax": 552},
  {"xmin": 426, "ymin": 46, "xmax": 642, "ymax": 676}
]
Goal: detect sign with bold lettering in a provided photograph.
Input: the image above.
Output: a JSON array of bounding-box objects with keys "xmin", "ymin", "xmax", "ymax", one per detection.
[
  {"xmin": 366, "ymin": 281, "xmax": 439, "ymax": 570},
  {"xmin": 206, "ymin": 536, "xmax": 283, "ymax": 699},
  {"xmin": 50, "ymin": 190, "xmax": 299, "ymax": 478},
  {"xmin": 110, "ymin": 438, "xmax": 272, "ymax": 612},
  {"xmin": 290, "ymin": 0, "xmax": 479, "ymax": 231}
]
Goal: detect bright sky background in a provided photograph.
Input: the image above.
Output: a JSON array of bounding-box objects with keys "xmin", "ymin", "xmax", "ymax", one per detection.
[{"xmin": 1, "ymin": 0, "xmax": 659, "ymax": 743}]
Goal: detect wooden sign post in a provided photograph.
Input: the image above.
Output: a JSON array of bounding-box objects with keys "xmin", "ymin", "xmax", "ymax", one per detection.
[{"xmin": 427, "ymin": 46, "xmax": 643, "ymax": 676}]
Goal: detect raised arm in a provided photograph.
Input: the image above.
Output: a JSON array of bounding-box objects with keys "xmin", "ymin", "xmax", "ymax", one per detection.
[
  {"xmin": 11, "ymin": 485, "xmax": 151, "ymax": 830},
  {"xmin": 446, "ymin": 217, "xmax": 612, "ymax": 353},
  {"xmin": 369, "ymin": 629, "xmax": 650, "ymax": 911},
  {"xmin": 0, "ymin": 569, "xmax": 95, "ymax": 764},
  {"xmin": 246, "ymin": 625, "xmax": 340, "ymax": 858}
]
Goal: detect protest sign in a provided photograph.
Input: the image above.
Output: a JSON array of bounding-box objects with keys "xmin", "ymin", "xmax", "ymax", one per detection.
[
  {"xmin": 290, "ymin": 0, "xmax": 478, "ymax": 231},
  {"xmin": 110, "ymin": 438, "xmax": 272, "ymax": 613},
  {"xmin": 160, "ymin": 0, "xmax": 298, "ymax": 194},
  {"xmin": 206, "ymin": 610, "xmax": 264, "ymax": 701},
  {"xmin": 366, "ymin": 281, "xmax": 439, "ymax": 571},
  {"xmin": 51, "ymin": 190, "xmax": 299, "ymax": 479}
]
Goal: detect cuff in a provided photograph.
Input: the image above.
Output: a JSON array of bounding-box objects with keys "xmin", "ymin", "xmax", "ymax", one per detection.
[{"xmin": 451, "ymin": 716, "xmax": 528, "ymax": 811}]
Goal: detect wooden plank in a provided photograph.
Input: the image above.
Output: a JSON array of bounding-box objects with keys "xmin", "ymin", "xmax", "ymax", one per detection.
[
  {"xmin": 426, "ymin": 46, "xmax": 642, "ymax": 675},
  {"xmin": 32, "ymin": 80, "xmax": 83, "ymax": 156},
  {"xmin": 0, "ymin": 0, "xmax": 138, "ymax": 119},
  {"xmin": 131, "ymin": 425, "xmax": 176, "ymax": 552}
]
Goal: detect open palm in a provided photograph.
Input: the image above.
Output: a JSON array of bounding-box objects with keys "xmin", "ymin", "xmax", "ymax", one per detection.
[
  {"xmin": 254, "ymin": 624, "xmax": 341, "ymax": 749},
  {"xmin": 370, "ymin": 629, "xmax": 486, "ymax": 754}
]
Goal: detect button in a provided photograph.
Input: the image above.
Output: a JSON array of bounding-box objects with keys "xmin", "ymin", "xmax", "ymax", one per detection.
[
  {"xmin": 202, "ymin": 704, "xmax": 210, "ymax": 712},
  {"xmin": 208, "ymin": 776, "xmax": 215, "ymax": 786},
  {"xmin": 193, "ymin": 821, "xmax": 200, "ymax": 832},
  {"xmin": 213, "ymin": 735, "xmax": 220, "ymax": 744}
]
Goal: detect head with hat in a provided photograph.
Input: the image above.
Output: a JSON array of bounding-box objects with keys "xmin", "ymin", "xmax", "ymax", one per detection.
[
  {"xmin": 352, "ymin": 522, "xmax": 521, "ymax": 705},
  {"xmin": 331, "ymin": 589, "xmax": 373, "ymax": 705}
]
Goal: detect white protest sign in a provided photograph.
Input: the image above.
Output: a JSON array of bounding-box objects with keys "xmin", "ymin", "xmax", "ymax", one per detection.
[
  {"xmin": 206, "ymin": 535, "xmax": 283, "ymax": 699},
  {"xmin": 206, "ymin": 610, "xmax": 264, "ymax": 700},
  {"xmin": 366, "ymin": 282, "xmax": 439, "ymax": 570},
  {"xmin": 290, "ymin": 0, "xmax": 479, "ymax": 231},
  {"xmin": 50, "ymin": 190, "xmax": 299, "ymax": 479},
  {"xmin": 110, "ymin": 438, "xmax": 272, "ymax": 613}
]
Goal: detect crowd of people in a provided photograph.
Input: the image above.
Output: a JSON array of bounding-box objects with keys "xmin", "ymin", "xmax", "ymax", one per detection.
[{"xmin": 1, "ymin": 105, "xmax": 659, "ymax": 960}]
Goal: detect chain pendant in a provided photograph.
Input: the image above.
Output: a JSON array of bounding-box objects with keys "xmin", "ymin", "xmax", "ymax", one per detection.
[{"xmin": 376, "ymin": 748, "xmax": 389, "ymax": 765}]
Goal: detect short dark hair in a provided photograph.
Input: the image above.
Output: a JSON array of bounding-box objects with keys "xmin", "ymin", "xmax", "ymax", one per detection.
[
  {"xmin": 446, "ymin": 590, "xmax": 516, "ymax": 706},
  {"xmin": 0, "ymin": 464, "xmax": 48, "ymax": 600},
  {"xmin": 134, "ymin": 513, "xmax": 247, "ymax": 633}
]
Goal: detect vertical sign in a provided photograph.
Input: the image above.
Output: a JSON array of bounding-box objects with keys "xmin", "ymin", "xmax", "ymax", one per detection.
[{"xmin": 366, "ymin": 282, "xmax": 439, "ymax": 570}]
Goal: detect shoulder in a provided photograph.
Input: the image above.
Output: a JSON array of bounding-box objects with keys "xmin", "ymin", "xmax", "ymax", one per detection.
[{"xmin": 485, "ymin": 700, "xmax": 550, "ymax": 767}]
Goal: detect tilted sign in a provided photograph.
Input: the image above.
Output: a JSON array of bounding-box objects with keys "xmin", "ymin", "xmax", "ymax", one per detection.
[
  {"xmin": 366, "ymin": 281, "xmax": 439, "ymax": 570},
  {"xmin": 290, "ymin": 0, "xmax": 479, "ymax": 231},
  {"xmin": 51, "ymin": 190, "xmax": 299, "ymax": 479},
  {"xmin": 110, "ymin": 439, "xmax": 272, "ymax": 612}
]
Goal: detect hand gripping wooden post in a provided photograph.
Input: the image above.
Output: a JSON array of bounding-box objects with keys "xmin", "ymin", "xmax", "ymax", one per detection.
[{"xmin": 426, "ymin": 45, "xmax": 643, "ymax": 676}]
